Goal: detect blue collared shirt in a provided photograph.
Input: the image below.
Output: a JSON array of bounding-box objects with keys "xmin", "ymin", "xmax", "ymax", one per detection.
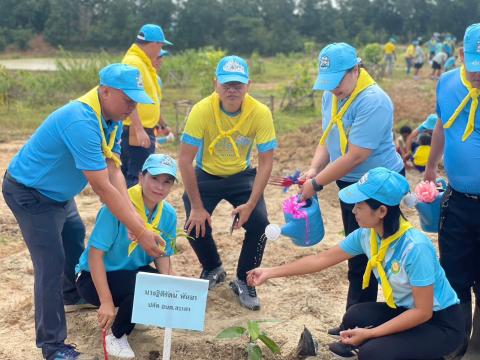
[
  {"xmin": 8, "ymin": 101, "xmax": 122, "ymax": 201},
  {"xmin": 436, "ymin": 68, "xmax": 480, "ymax": 194},
  {"xmin": 321, "ymin": 85, "xmax": 403, "ymax": 182}
]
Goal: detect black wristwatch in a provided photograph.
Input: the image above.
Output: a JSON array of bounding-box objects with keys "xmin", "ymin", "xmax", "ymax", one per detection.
[{"xmin": 310, "ymin": 178, "xmax": 324, "ymax": 192}]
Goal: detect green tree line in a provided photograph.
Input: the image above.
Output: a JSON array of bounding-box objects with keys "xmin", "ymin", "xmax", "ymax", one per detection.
[{"xmin": 0, "ymin": 0, "xmax": 479, "ymax": 55}]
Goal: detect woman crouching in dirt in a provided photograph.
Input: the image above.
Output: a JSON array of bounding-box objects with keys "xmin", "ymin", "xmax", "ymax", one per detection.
[{"xmin": 248, "ymin": 167, "xmax": 464, "ymax": 360}]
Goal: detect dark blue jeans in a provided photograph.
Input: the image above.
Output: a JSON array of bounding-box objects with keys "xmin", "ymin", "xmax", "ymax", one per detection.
[
  {"xmin": 2, "ymin": 172, "xmax": 85, "ymax": 357},
  {"xmin": 120, "ymin": 126, "xmax": 156, "ymax": 188},
  {"xmin": 183, "ymin": 167, "xmax": 269, "ymax": 281}
]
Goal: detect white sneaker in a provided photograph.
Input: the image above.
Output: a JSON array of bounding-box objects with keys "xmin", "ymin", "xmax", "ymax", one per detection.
[{"xmin": 105, "ymin": 334, "xmax": 135, "ymax": 359}]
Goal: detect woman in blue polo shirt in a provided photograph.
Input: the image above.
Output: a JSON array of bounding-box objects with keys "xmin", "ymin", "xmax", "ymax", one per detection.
[
  {"xmin": 299, "ymin": 42, "xmax": 404, "ymax": 336},
  {"xmin": 75, "ymin": 154, "xmax": 178, "ymax": 359},
  {"xmin": 248, "ymin": 167, "xmax": 464, "ymax": 360}
]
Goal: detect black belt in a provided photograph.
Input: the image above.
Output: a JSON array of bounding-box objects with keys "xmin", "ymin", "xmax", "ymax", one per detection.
[
  {"xmin": 450, "ymin": 187, "xmax": 480, "ymax": 201},
  {"xmin": 123, "ymin": 125, "xmax": 155, "ymax": 136}
]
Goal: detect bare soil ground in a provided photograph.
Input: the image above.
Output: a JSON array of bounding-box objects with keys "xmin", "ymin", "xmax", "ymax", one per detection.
[{"xmin": 0, "ymin": 76, "xmax": 438, "ymax": 359}]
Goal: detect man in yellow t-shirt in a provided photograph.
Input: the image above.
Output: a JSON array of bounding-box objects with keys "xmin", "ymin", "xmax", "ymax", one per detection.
[
  {"xmin": 404, "ymin": 41, "xmax": 415, "ymax": 75},
  {"xmin": 384, "ymin": 38, "xmax": 396, "ymax": 76},
  {"xmin": 121, "ymin": 24, "xmax": 172, "ymax": 187},
  {"xmin": 179, "ymin": 55, "xmax": 277, "ymax": 311}
]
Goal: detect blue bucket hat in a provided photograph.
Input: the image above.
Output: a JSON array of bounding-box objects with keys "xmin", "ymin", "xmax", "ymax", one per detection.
[
  {"xmin": 339, "ymin": 167, "xmax": 409, "ymax": 206},
  {"xmin": 142, "ymin": 154, "xmax": 178, "ymax": 180},
  {"xmin": 313, "ymin": 43, "xmax": 361, "ymax": 91},
  {"xmin": 137, "ymin": 24, "xmax": 173, "ymax": 45},
  {"xmin": 463, "ymin": 23, "xmax": 480, "ymax": 72},
  {"xmin": 99, "ymin": 63, "xmax": 153, "ymax": 104},
  {"xmin": 418, "ymin": 113, "xmax": 438, "ymax": 132},
  {"xmin": 215, "ymin": 55, "xmax": 249, "ymax": 84}
]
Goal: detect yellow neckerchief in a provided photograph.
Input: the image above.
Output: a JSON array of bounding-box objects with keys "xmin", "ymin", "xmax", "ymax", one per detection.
[
  {"xmin": 443, "ymin": 66, "xmax": 479, "ymax": 141},
  {"xmin": 319, "ymin": 68, "xmax": 376, "ymax": 155},
  {"xmin": 127, "ymin": 184, "xmax": 165, "ymax": 256},
  {"xmin": 208, "ymin": 92, "xmax": 255, "ymax": 158},
  {"xmin": 363, "ymin": 218, "xmax": 413, "ymax": 308},
  {"xmin": 126, "ymin": 44, "xmax": 161, "ymax": 100},
  {"xmin": 77, "ymin": 87, "xmax": 121, "ymax": 168}
]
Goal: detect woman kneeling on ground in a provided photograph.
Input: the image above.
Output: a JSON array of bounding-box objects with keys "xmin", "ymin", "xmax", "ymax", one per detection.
[
  {"xmin": 248, "ymin": 167, "xmax": 464, "ymax": 360},
  {"xmin": 75, "ymin": 154, "xmax": 178, "ymax": 359}
]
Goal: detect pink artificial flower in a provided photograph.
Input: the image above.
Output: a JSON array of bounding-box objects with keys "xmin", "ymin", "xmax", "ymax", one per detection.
[
  {"xmin": 414, "ymin": 181, "xmax": 439, "ymax": 203},
  {"xmin": 282, "ymin": 195, "xmax": 307, "ymax": 219}
]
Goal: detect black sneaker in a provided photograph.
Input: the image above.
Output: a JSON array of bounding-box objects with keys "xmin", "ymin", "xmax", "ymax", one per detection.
[
  {"xmin": 327, "ymin": 325, "xmax": 343, "ymax": 339},
  {"xmin": 229, "ymin": 279, "xmax": 260, "ymax": 311},
  {"xmin": 200, "ymin": 265, "xmax": 226, "ymax": 289},
  {"xmin": 328, "ymin": 341, "xmax": 358, "ymax": 359}
]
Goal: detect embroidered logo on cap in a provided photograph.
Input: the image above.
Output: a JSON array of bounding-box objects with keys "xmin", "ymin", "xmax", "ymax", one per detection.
[
  {"xmin": 223, "ymin": 61, "xmax": 245, "ymax": 74},
  {"xmin": 136, "ymin": 75, "xmax": 144, "ymax": 89},
  {"xmin": 158, "ymin": 156, "xmax": 175, "ymax": 167},
  {"xmin": 319, "ymin": 56, "xmax": 330, "ymax": 70},
  {"xmin": 358, "ymin": 173, "xmax": 368, "ymax": 185}
]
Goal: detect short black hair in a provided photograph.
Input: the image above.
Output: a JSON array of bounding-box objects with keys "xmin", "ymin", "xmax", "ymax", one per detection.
[
  {"xmin": 364, "ymin": 198, "xmax": 406, "ymax": 238},
  {"xmin": 400, "ymin": 125, "xmax": 412, "ymax": 135},
  {"xmin": 418, "ymin": 133, "xmax": 432, "ymax": 146}
]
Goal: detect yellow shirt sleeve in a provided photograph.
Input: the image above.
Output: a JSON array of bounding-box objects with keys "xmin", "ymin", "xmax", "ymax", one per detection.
[{"xmin": 254, "ymin": 104, "xmax": 277, "ymax": 152}]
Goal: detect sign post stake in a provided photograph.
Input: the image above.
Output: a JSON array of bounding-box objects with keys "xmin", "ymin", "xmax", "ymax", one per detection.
[{"xmin": 163, "ymin": 327, "xmax": 172, "ymax": 360}]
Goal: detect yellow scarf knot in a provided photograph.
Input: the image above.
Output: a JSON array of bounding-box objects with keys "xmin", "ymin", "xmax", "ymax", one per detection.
[
  {"xmin": 127, "ymin": 184, "xmax": 166, "ymax": 256},
  {"xmin": 443, "ymin": 66, "xmax": 479, "ymax": 141},
  {"xmin": 319, "ymin": 68, "xmax": 376, "ymax": 155},
  {"xmin": 76, "ymin": 87, "xmax": 122, "ymax": 168},
  {"xmin": 208, "ymin": 92, "xmax": 254, "ymax": 158},
  {"xmin": 363, "ymin": 218, "xmax": 413, "ymax": 308}
]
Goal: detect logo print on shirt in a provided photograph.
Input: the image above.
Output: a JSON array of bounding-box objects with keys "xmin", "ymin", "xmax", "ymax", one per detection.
[
  {"xmin": 319, "ymin": 56, "xmax": 330, "ymax": 70},
  {"xmin": 391, "ymin": 261, "xmax": 401, "ymax": 274},
  {"xmin": 223, "ymin": 61, "xmax": 245, "ymax": 74}
]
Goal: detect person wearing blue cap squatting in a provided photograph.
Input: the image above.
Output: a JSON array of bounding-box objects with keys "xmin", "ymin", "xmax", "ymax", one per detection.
[
  {"xmin": 121, "ymin": 24, "xmax": 173, "ymax": 187},
  {"xmin": 179, "ymin": 55, "xmax": 277, "ymax": 311},
  {"xmin": 299, "ymin": 42, "xmax": 404, "ymax": 337},
  {"xmin": 75, "ymin": 154, "xmax": 178, "ymax": 359},
  {"xmin": 248, "ymin": 167, "xmax": 464, "ymax": 360},
  {"xmin": 2, "ymin": 63, "xmax": 166, "ymax": 360},
  {"xmin": 425, "ymin": 23, "xmax": 480, "ymax": 358}
]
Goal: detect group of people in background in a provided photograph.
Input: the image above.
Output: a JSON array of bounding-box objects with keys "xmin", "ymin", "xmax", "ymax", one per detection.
[{"xmin": 2, "ymin": 19, "xmax": 480, "ymax": 360}]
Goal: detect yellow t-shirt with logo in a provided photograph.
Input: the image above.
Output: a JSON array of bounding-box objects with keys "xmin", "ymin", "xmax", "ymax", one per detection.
[
  {"xmin": 181, "ymin": 93, "xmax": 277, "ymax": 176},
  {"xmin": 384, "ymin": 42, "xmax": 396, "ymax": 55},
  {"xmin": 122, "ymin": 44, "xmax": 160, "ymax": 129}
]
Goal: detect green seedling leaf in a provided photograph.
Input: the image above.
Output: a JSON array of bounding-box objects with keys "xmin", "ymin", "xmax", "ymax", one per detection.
[
  {"xmin": 216, "ymin": 326, "xmax": 246, "ymax": 339},
  {"xmin": 247, "ymin": 343, "xmax": 262, "ymax": 360},
  {"xmin": 258, "ymin": 334, "xmax": 281, "ymax": 354},
  {"xmin": 248, "ymin": 320, "xmax": 260, "ymax": 341}
]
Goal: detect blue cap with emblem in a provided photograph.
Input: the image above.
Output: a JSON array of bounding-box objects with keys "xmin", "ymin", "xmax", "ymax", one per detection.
[
  {"xmin": 463, "ymin": 23, "xmax": 480, "ymax": 72},
  {"xmin": 142, "ymin": 154, "xmax": 178, "ymax": 180},
  {"xmin": 215, "ymin": 55, "xmax": 249, "ymax": 84},
  {"xmin": 99, "ymin": 63, "xmax": 153, "ymax": 104},
  {"xmin": 313, "ymin": 43, "xmax": 361, "ymax": 91},
  {"xmin": 338, "ymin": 167, "xmax": 409, "ymax": 206}
]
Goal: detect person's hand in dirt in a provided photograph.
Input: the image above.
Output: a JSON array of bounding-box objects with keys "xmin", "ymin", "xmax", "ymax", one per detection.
[
  {"xmin": 231, "ymin": 203, "xmax": 254, "ymax": 229},
  {"xmin": 98, "ymin": 301, "xmax": 116, "ymax": 331},
  {"xmin": 185, "ymin": 207, "xmax": 212, "ymax": 238},
  {"xmin": 246, "ymin": 268, "xmax": 271, "ymax": 286},
  {"xmin": 340, "ymin": 327, "xmax": 372, "ymax": 347}
]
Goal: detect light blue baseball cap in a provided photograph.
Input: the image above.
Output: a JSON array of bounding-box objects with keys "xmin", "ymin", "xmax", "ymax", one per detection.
[
  {"xmin": 418, "ymin": 113, "xmax": 438, "ymax": 132},
  {"xmin": 313, "ymin": 43, "xmax": 361, "ymax": 91},
  {"xmin": 142, "ymin": 154, "xmax": 178, "ymax": 180},
  {"xmin": 99, "ymin": 63, "xmax": 153, "ymax": 104},
  {"xmin": 158, "ymin": 49, "xmax": 170, "ymax": 58},
  {"xmin": 339, "ymin": 167, "xmax": 409, "ymax": 206},
  {"xmin": 137, "ymin": 24, "xmax": 173, "ymax": 45},
  {"xmin": 463, "ymin": 23, "xmax": 480, "ymax": 72},
  {"xmin": 215, "ymin": 55, "xmax": 249, "ymax": 84}
]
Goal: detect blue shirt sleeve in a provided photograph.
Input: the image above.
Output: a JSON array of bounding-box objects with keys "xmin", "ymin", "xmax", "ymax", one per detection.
[
  {"xmin": 405, "ymin": 243, "xmax": 436, "ymax": 287},
  {"xmin": 88, "ymin": 206, "xmax": 121, "ymax": 252},
  {"xmin": 61, "ymin": 119, "xmax": 108, "ymax": 171},
  {"xmin": 339, "ymin": 228, "xmax": 365, "ymax": 256},
  {"xmin": 348, "ymin": 91, "xmax": 393, "ymax": 150}
]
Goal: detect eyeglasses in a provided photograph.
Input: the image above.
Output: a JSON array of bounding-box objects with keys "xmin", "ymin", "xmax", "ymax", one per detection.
[{"xmin": 220, "ymin": 83, "xmax": 246, "ymax": 92}]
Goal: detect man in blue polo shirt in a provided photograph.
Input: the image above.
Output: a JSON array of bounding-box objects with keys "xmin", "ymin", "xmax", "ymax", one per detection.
[
  {"xmin": 2, "ymin": 64, "xmax": 165, "ymax": 360},
  {"xmin": 425, "ymin": 23, "xmax": 480, "ymax": 358},
  {"xmin": 299, "ymin": 43, "xmax": 404, "ymax": 337}
]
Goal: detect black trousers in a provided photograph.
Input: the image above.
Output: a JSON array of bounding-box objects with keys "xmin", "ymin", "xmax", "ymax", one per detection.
[
  {"xmin": 341, "ymin": 302, "xmax": 465, "ymax": 360},
  {"xmin": 336, "ymin": 168, "xmax": 405, "ymax": 310},
  {"xmin": 439, "ymin": 186, "xmax": 480, "ymax": 337},
  {"xmin": 76, "ymin": 266, "xmax": 158, "ymax": 338},
  {"xmin": 183, "ymin": 167, "xmax": 269, "ymax": 281},
  {"xmin": 2, "ymin": 172, "xmax": 85, "ymax": 357}
]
